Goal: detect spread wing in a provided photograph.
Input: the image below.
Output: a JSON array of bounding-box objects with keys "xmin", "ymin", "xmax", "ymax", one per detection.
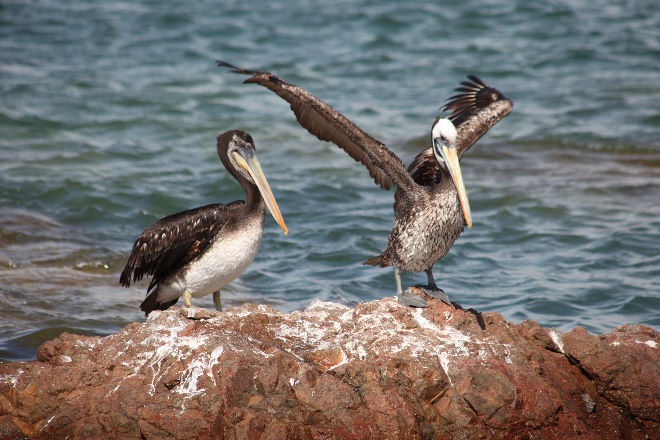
[
  {"xmin": 444, "ymin": 75, "xmax": 513, "ymax": 158},
  {"xmin": 408, "ymin": 75, "xmax": 513, "ymax": 186},
  {"xmin": 218, "ymin": 61, "xmax": 415, "ymax": 193},
  {"xmin": 119, "ymin": 203, "xmax": 237, "ymax": 289}
]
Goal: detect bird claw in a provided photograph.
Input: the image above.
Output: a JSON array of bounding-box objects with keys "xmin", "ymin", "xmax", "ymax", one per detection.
[
  {"xmin": 414, "ymin": 284, "xmax": 451, "ymax": 305},
  {"xmin": 398, "ymin": 289, "xmax": 430, "ymax": 308}
]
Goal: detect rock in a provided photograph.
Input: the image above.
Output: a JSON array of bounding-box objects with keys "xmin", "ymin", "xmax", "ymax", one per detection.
[{"xmin": 0, "ymin": 298, "xmax": 658, "ymax": 439}]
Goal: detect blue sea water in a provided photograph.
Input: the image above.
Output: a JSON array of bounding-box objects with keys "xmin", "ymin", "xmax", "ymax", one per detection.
[{"xmin": 1, "ymin": 0, "xmax": 659, "ymax": 362}]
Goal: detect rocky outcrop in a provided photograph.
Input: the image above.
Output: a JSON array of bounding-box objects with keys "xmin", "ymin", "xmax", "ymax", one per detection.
[{"xmin": 0, "ymin": 296, "xmax": 658, "ymax": 439}]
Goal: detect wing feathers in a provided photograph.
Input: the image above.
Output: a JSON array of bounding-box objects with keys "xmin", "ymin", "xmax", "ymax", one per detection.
[
  {"xmin": 443, "ymin": 76, "xmax": 513, "ymax": 158},
  {"xmin": 119, "ymin": 203, "xmax": 233, "ymax": 289},
  {"xmin": 220, "ymin": 63, "xmax": 512, "ymax": 189},
  {"xmin": 409, "ymin": 76, "xmax": 513, "ymax": 185},
  {"xmin": 219, "ymin": 61, "xmax": 414, "ymax": 193},
  {"xmin": 407, "ymin": 148, "xmax": 442, "ymax": 186}
]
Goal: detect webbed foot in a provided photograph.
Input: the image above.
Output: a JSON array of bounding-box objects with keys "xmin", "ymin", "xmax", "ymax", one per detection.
[
  {"xmin": 398, "ymin": 288, "xmax": 430, "ymax": 308},
  {"xmin": 414, "ymin": 284, "xmax": 451, "ymax": 305}
]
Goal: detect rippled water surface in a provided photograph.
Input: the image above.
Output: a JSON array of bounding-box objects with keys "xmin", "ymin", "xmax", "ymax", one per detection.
[{"xmin": 2, "ymin": 0, "xmax": 659, "ymax": 361}]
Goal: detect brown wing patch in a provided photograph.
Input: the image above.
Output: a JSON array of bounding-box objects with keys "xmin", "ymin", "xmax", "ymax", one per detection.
[
  {"xmin": 119, "ymin": 203, "xmax": 235, "ymax": 288},
  {"xmin": 407, "ymin": 147, "xmax": 441, "ymax": 187}
]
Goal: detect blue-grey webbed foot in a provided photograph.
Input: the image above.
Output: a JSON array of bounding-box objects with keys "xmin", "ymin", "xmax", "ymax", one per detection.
[
  {"xmin": 398, "ymin": 289, "xmax": 430, "ymax": 308},
  {"xmin": 417, "ymin": 269, "xmax": 451, "ymax": 305},
  {"xmin": 414, "ymin": 284, "xmax": 451, "ymax": 305}
]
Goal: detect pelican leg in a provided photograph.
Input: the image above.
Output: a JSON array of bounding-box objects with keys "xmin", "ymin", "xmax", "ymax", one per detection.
[
  {"xmin": 183, "ymin": 289, "xmax": 192, "ymax": 307},
  {"xmin": 415, "ymin": 268, "xmax": 451, "ymax": 305},
  {"xmin": 213, "ymin": 290, "xmax": 222, "ymax": 312},
  {"xmin": 395, "ymin": 267, "xmax": 429, "ymax": 308}
]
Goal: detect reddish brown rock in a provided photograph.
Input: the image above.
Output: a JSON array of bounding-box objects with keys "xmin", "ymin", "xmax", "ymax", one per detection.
[{"xmin": 0, "ymin": 299, "xmax": 658, "ymax": 439}]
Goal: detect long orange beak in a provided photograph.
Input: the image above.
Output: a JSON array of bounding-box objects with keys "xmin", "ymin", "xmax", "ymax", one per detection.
[
  {"xmin": 433, "ymin": 139, "xmax": 472, "ymax": 229},
  {"xmin": 232, "ymin": 151, "xmax": 288, "ymax": 235}
]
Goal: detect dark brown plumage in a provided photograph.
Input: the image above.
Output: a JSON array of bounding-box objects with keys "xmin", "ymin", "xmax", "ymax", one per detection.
[
  {"xmin": 120, "ymin": 203, "xmax": 235, "ymax": 312},
  {"xmin": 219, "ymin": 61, "xmax": 512, "ymax": 307}
]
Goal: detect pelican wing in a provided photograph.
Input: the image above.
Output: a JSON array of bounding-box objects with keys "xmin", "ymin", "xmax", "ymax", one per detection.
[
  {"xmin": 219, "ymin": 61, "xmax": 415, "ymax": 193},
  {"xmin": 408, "ymin": 76, "xmax": 513, "ymax": 186},
  {"xmin": 119, "ymin": 202, "xmax": 236, "ymax": 289},
  {"xmin": 407, "ymin": 147, "xmax": 442, "ymax": 186},
  {"xmin": 444, "ymin": 75, "xmax": 513, "ymax": 158}
]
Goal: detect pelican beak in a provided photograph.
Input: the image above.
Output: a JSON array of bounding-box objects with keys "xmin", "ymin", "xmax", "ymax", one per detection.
[
  {"xmin": 232, "ymin": 150, "xmax": 289, "ymax": 236},
  {"xmin": 433, "ymin": 139, "xmax": 472, "ymax": 229}
]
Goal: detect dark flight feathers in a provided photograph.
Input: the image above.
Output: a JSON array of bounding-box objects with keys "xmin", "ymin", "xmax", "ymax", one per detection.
[
  {"xmin": 219, "ymin": 62, "xmax": 512, "ymax": 192},
  {"xmin": 407, "ymin": 75, "xmax": 512, "ymax": 186},
  {"xmin": 218, "ymin": 61, "xmax": 414, "ymax": 193},
  {"xmin": 119, "ymin": 203, "xmax": 237, "ymax": 290},
  {"xmin": 444, "ymin": 75, "xmax": 506, "ymax": 127}
]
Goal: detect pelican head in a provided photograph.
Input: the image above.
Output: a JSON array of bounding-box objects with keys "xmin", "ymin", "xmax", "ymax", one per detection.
[
  {"xmin": 221, "ymin": 130, "xmax": 288, "ymax": 236},
  {"xmin": 431, "ymin": 118, "xmax": 472, "ymax": 229}
]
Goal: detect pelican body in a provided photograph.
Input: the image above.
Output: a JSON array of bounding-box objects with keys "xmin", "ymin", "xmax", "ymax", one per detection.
[
  {"xmin": 220, "ymin": 61, "xmax": 512, "ymax": 307},
  {"xmin": 120, "ymin": 130, "xmax": 288, "ymax": 315}
]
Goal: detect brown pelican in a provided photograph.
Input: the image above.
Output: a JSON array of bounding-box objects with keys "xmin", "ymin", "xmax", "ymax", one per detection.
[
  {"xmin": 120, "ymin": 130, "xmax": 288, "ymax": 315},
  {"xmin": 219, "ymin": 61, "xmax": 512, "ymax": 307}
]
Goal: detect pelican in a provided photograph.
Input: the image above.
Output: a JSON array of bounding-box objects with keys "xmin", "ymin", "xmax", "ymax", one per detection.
[
  {"xmin": 120, "ymin": 130, "xmax": 288, "ymax": 315},
  {"xmin": 219, "ymin": 61, "xmax": 512, "ymax": 307}
]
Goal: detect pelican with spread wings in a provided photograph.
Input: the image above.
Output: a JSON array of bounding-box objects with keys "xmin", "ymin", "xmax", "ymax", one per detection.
[{"xmin": 220, "ymin": 61, "xmax": 512, "ymax": 307}]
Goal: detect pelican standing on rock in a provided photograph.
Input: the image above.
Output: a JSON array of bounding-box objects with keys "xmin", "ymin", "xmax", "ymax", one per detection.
[
  {"xmin": 120, "ymin": 130, "xmax": 288, "ymax": 315},
  {"xmin": 219, "ymin": 61, "xmax": 512, "ymax": 307}
]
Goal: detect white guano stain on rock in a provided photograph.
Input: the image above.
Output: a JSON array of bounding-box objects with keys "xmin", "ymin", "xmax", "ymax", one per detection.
[
  {"xmin": 549, "ymin": 330, "xmax": 564, "ymax": 354},
  {"xmin": 106, "ymin": 312, "xmax": 226, "ymax": 406},
  {"xmin": 635, "ymin": 339, "xmax": 657, "ymax": 348},
  {"xmin": 100, "ymin": 299, "xmax": 520, "ymax": 409},
  {"xmin": 410, "ymin": 307, "xmax": 516, "ymax": 383},
  {"xmin": 176, "ymin": 343, "xmax": 224, "ymax": 401},
  {"xmin": 0, "ymin": 368, "xmax": 24, "ymax": 387},
  {"xmin": 76, "ymin": 338, "xmax": 101, "ymax": 349},
  {"xmin": 327, "ymin": 348, "xmax": 348, "ymax": 370},
  {"xmin": 265, "ymin": 300, "xmax": 511, "ymax": 386}
]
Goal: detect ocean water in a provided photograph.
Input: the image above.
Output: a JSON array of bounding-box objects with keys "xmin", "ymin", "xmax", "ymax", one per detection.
[{"xmin": 1, "ymin": 0, "xmax": 659, "ymax": 362}]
